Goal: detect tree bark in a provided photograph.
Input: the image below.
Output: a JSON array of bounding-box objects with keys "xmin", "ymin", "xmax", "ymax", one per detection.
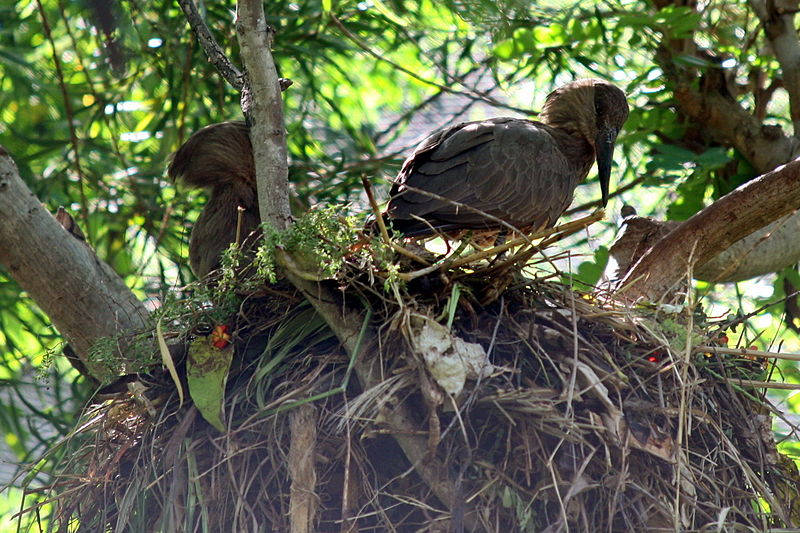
[
  {"xmin": 620, "ymin": 158, "xmax": 800, "ymax": 301},
  {"xmin": 0, "ymin": 147, "xmax": 148, "ymax": 381},
  {"xmin": 641, "ymin": 0, "xmax": 800, "ymax": 285},
  {"xmin": 694, "ymin": 213, "xmax": 800, "ymax": 283},
  {"xmin": 235, "ymin": 0, "xmax": 292, "ymax": 231},
  {"xmin": 749, "ymin": 0, "xmax": 800, "ymax": 135}
]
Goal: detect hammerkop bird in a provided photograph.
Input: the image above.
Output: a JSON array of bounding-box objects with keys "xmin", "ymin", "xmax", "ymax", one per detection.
[
  {"xmin": 384, "ymin": 78, "xmax": 629, "ymax": 236},
  {"xmin": 169, "ymin": 121, "xmax": 259, "ymax": 278}
]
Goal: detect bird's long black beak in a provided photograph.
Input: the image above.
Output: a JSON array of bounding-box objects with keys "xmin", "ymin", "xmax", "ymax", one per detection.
[{"xmin": 595, "ymin": 127, "xmax": 619, "ymax": 207}]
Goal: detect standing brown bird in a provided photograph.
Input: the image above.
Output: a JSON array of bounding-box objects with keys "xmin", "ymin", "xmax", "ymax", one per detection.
[
  {"xmin": 168, "ymin": 121, "xmax": 260, "ymax": 278},
  {"xmin": 385, "ymin": 79, "xmax": 629, "ymax": 236}
]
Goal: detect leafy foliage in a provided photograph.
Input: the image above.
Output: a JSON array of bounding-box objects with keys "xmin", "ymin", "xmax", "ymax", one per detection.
[{"xmin": 2, "ymin": 0, "xmax": 800, "ymax": 528}]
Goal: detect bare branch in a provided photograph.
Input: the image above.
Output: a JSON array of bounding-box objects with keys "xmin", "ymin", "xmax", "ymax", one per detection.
[
  {"xmin": 0, "ymin": 148, "xmax": 148, "ymax": 380},
  {"xmin": 289, "ymin": 403, "xmax": 318, "ymax": 533},
  {"xmin": 177, "ymin": 0, "xmax": 244, "ymax": 90},
  {"xmin": 603, "ymin": 208, "xmax": 800, "ymax": 285},
  {"xmin": 695, "ymin": 213, "xmax": 800, "ymax": 282}
]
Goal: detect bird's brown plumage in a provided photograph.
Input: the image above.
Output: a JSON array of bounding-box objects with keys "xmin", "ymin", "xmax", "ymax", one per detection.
[
  {"xmin": 385, "ymin": 79, "xmax": 629, "ymax": 236},
  {"xmin": 168, "ymin": 121, "xmax": 260, "ymax": 278}
]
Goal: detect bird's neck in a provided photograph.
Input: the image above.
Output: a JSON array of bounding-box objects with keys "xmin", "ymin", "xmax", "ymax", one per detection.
[
  {"xmin": 539, "ymin": 87, "xmax": 598, "ymax": 175},
  {"xmin": 547, "ymin": 126, "xmax": 595, "ymax": 176}
]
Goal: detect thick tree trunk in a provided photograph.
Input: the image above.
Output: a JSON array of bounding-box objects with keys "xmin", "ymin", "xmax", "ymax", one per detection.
[{"xmin": 0, "ymin": 147, "xmax": 148, "ymax": 381}]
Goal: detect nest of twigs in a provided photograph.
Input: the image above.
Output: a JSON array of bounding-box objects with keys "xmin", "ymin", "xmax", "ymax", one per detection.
[{"xmin": 23, "ymin": 216, "xmax": 800, "ymax": 532}]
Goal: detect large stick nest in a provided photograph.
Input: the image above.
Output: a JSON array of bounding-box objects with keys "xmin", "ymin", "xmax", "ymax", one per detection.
[{"xmin": 24, "ymin": 222, "xmax": 800, "ymax": 532}]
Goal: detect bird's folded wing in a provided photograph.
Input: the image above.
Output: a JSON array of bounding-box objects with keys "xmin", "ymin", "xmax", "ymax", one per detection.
[{"xmin": 391, "ymin": 118, "xmax": 574, "ymax": 229}]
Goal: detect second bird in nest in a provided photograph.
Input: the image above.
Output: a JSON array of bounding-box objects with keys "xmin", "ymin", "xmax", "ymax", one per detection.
[{"xmin": 384, "ymin": 78, "xmax": 629, "ymax": 237}]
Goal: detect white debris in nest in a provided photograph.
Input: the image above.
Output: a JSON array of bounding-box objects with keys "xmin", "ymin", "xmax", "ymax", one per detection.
[{"xmin": 412, "ymin": 319, "xmax": 493, "ymax": 396}]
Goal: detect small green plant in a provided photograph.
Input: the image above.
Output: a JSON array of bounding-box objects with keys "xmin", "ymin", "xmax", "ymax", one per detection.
[
  {"xmin": 242, "ymin": 204, "xmax": 402, "ymax": 293},
  {"xmin": 252, "ymin": 205, "xmax": 364, "ymax": 282}
]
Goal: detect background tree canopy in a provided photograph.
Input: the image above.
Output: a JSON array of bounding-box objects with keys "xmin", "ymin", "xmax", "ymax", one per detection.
[{"xmin": 2, "ymin": 0, "xmax": 800, "ymax": 527}]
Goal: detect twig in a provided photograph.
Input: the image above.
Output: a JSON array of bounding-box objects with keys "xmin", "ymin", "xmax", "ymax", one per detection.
[
  {"xmin": 399, "ymin": 184, "xmax": 535, "ymax": 245},
  {"xmin": 710, "ymin": 289, "xmax": 800, "ymax": 332},
  {"xmin": 360, "ymin": 177, "xmax": 430, "ymax": 266},
  {"xmin": 726, "ymin": 379, "xmax": 800, "ymax": 390},
  {"xmin": 694, "ymin": 345, "xmax": 800, "ymax": 362},
  {"xmin": 361, "ymin": 176, "xmax": 391, "ymax": 244},
  {"xmin": 235, "ymin": 205, "xmax": 245, "ymax": 245},
  {"xmin": 289, "ymin": 403, "xmax": 318, "ymax": 533},
  {"xmin": 35, "ymin": 0, "xmax": 91, "ymax": 241},
  {"xmin": 467, "ymin": 210, "xmax": 605, "ymax": 276},
  {"xmin": 330, "ymin": 14, "xmax": 529, "ymax": 115},
  {"xmin": 177, "ymin": 0, "xmax": 245, "ymax": 89}
]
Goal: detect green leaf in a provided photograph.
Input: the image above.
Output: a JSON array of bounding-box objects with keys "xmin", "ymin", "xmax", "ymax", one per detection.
[
  {"xmin": 657, "ymin": 7, "xmax": 702, "ymax": 38},
  {"xmin": 696, "ymin": 147, "xmax": 731, "ymax": 169},
  {"xmin": 574, "ymin": 246, "xmax": 609, "ymax": 287},
  {"xmin": 533, "ymin": 23, "xmax": 567, "ymax": 48},
  {"xmin": 493, "ymin": 38, "xmax": 516, "ymax": 59},
  {"xmin": 187, "ymin": 335, "xmax": 233, "ymax": 432},
  {"xmin": 514, "ymin": 28, "xmax": 536, "ymax": 51},
  {"xmin": 666, "ymin": 176, "xmax": 708, "ymax": 221}
]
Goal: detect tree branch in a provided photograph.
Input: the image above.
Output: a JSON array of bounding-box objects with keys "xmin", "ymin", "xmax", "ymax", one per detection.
[
  {"xmin": 653, "ymin": 0, "xmax": 800, "ymax": 174},
  {"xmin": 235, "ymin": 0, "xmax": 292, "ymax": 230},
  {"xmin": 639, "ymin": 3, "xmax": 800, "ymax": 283},
  {"xmin": 620, "ymin": 158, "xmax": 800, "ymax": 300},
  {"xmin": 695, "ymin": 213, "xmax": 800, "ymax": 282},
  {"xmin": 670, "ymin": 80, "xmax": 799, "ymax": 174},
  {"xmin": 749, "ymin": 0, "xmax": 800, "ymax": 134},
  {"xmin": 0, "ymin": 148, "xmax": 148, "ymax": 380},
  {"xmin": 607, "ymin": 209, "xmax": 800, "ymax": 284},
  {"xmin": 177, "ymin": 0, "xmax": 244, "ymax": 90}
]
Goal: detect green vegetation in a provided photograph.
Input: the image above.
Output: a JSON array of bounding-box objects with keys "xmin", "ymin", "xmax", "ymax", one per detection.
[{"xmin": 2, "ymin": 0, "xmax": 800, "ymax": 529}]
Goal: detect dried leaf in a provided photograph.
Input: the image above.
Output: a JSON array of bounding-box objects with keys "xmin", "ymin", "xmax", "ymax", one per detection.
[{"xmin": 157, "ymin": 318, "xmax": 184, "ymax": 407}]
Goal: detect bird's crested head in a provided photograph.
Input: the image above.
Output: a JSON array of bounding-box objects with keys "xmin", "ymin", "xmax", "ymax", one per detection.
[
  {"xmin": 539, "ymin": 79, "xmax": 629, "ymax": 206},
  {"xmin": 538, "ymin": 78, "xmax": 628, "ymax": 140}
]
